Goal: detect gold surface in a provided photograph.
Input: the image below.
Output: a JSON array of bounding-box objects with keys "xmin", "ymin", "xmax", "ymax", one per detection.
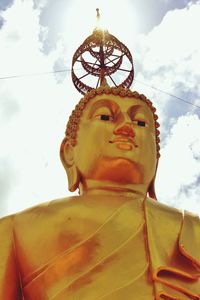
[
  {"xmin": 0, "ymin": 92, "xmax": 200, "ymax": 299},
  {"xmin": 1, "ymin": 196, "xmax": 200, "ymax": 299}
]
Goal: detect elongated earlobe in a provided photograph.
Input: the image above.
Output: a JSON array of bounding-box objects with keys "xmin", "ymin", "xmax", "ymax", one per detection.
[
  {"xmin": 147, "ymin": 160, "xmax": 159, "ymax": 200},
  {"xmin": 60, "ymin": 138, "xmax": 80, "ymax": 192},
  {"xmin": 148, "ymin": 177, "xmax": 157, "ymax": 200}
]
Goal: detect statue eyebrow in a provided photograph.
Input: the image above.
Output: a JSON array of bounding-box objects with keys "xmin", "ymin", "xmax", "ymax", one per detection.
[
  {"xmin": 88, "ymin": 99, "xmax": 149, "ymax": 120},
  {"xmin": 88, "ymin": 99, "xmax": 120, "ymax": 116},
  {"xmin": 128, "ymin": 104, "xmax": 149, "ymax": 116}
]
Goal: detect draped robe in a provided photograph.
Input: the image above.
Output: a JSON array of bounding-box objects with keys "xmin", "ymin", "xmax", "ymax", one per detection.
[{"xmin": 0, "ymin": 195, "xmax": 200, "ymax": 299}]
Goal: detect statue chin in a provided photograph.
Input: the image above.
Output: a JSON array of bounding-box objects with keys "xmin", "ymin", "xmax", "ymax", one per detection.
[{"xmin": 87, "ymin": 157, "xmax": 144, "ymax": 184}]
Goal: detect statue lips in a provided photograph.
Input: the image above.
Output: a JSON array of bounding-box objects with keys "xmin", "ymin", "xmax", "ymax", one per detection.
[{"xmin": 109, "ymin": 137, "xmax": 138, "ymax": 150}]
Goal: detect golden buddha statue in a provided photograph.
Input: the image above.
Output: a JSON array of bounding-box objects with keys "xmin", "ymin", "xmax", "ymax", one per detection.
[{"xmin": 0, "ymin": 19, "xmax": 200, "ymax": 300}]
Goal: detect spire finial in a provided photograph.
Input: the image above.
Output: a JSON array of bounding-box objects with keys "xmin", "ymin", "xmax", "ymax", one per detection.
[
  {"xmin": 71, "ymin": 10, "xmax": 134, "ymax": 94},
  {"xmin": 96, "ymin": 8, "xmax": 100, "ymax": 21},
  {"xmin": 96, "ymin": 8, "xmax": 101, "ymax": 28}
]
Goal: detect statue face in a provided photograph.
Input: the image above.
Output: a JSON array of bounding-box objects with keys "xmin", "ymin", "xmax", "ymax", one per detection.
[{"xmin": 72, "ymin": 93, "xmax": 157, "ymax": 186}]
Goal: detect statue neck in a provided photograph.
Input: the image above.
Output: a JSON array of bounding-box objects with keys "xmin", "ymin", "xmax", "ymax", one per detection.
[{"xmin": 79, "ymin": 179, "xmax": 148, "ymax": 198}]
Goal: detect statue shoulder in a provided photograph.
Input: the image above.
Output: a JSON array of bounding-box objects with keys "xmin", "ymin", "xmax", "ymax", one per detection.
[
  {"xmin": 0, "ymin": 214, "xmax": 14, "ymax": 243},
  {"xmin": 0, "ymin": 214, "xmax": 18, "ymax": 250},
  {"xmin": 10, "ymin": 195, "xmax": 115, "ymax": 237},
  {"xmin": 146, "ymin": 196, "xmax": 200, "ymax": 225},
  {"xmin": 180, "ymin": 209, "xmax": 200, "ymax": 267},
  {"xmin": 12, "ymin": 194, "xmax": 131, "ymax": 227},
  {"xmin": 0, "ymin": 213, "xmax": 13, "ymax": 226},
  {"xmin": 146, "ymin": 197, "xmax": 183, "ymax": 217},
  {"xmin": 146, "ymin": 197, "xmax": 200, "ymax": 268},
  {"xmin": 0, "ymin": 215, "xmax": 23, "ymax": 299},
  {"xmin": 11, "ymin": 196, "xmax": 81, "ymax": 227}
]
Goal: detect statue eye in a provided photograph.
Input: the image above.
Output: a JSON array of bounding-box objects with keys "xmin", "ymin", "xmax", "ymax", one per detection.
[
  {"xmin": 133, "ymin": 120, "xmax": 147, "ymax": 127},
  {"xmin": 95, "ymin": 114, "xmax": 113, "ymax": 121},
  {"xmin": 101, "ymin": 115, "xmax": 111, "ymax": 121},
  {"xmin": 137, "ymin": 120, "xmax": 146, "ymax": 127}
]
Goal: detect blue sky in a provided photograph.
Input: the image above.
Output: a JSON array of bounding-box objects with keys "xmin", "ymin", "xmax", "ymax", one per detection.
[{"xmin": 0, "ymin": 0, "xmax": 200, "ymax": 216}]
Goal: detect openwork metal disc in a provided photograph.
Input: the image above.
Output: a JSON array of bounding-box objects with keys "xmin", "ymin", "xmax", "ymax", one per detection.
[{"xmin": 72, "ymin": 29, "xmax": 134, "ymax": 95}]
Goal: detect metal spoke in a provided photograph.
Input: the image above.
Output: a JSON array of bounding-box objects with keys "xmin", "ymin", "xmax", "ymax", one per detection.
[
  {"xmin": 118, "ymin": 68, "xmax": 131, "ymax": 72},
  {"xmin": 105, "ymin": 53, "xmax": 125, "ymax": 66},
  {"xmin": 92, "ymin": 58, "xmax": 99, "ymax": 68},
  {"xmin": 109, "ymin": 53, "xmax": 122, "ymax": 58},
  {"xmin": 108, "ymin": 74, "xmax": 117, "ymax": 87},
  {"xmin": 96, "ymin": 75, "xmax": 100, "ymax": 88},
  {"xmin": 78, "ymin": 72, "xmax": 90, "ymax": 80}
]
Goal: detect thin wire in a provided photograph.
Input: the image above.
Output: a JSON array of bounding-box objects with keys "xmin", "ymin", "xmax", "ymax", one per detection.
[
  {"xmin": 0, "ymin": 69, "xmax": 71, "ymax": 80},
  {"xmin": 0, "ymin": 68, "xmax": 199, "ymax": 110},
  {"xmin": 135, "ymin": 78, "xmax": 200, "ymax": 109}
]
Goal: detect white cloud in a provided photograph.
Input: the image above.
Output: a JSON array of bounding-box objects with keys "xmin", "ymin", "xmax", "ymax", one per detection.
[
  {"xmin": 133, "ymin": 2, "xmax": 200, "ymax": 122},
  {"xmin": 0, "ymin": 0, "xmax": 79, "ymax": 217},
  {"xmin": 135, "ymin": 2, "xmax": 200, "ymax": 67},
  {"xmin": 156, "ymin": 114, "xmax": 200, "ymax": 214},
  {"xmin": 0, "ymin": 0, "xmax": 200, "ymax": 217}
]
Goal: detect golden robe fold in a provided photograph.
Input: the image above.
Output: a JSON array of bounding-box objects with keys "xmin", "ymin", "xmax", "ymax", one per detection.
[
  {"xmin": 145, "ymin": 199, "xmax": 200, "ymax": 299},
  {"xmin": 0, "ymin": 196, "xmax": 200, "ymax": 299}
]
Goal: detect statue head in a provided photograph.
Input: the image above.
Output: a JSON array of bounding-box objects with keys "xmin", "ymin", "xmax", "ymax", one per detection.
[{"xmin": 60, "ymin": 85, "xmax": 160, "ymax": 199}]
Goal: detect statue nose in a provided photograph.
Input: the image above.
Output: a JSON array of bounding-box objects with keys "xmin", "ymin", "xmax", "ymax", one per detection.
[{"xmin": 114, "ymin": 123, "xmax": 135, "ymax": 137}]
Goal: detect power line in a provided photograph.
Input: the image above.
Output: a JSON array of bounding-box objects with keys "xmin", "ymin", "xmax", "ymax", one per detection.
[
  {"xmin": 0, "ymin": 68, "xmax": 199, "ymax": 109},
  {"xmin": 0, "ymin": 69, "xmax": 71, "ymax": 80},
  {"xmin": 135, "ymin": 79, "xmax": 200, "ymax": 110}
]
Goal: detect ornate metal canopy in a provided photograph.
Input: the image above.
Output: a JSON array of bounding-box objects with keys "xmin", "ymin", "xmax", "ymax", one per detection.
[{"xmin": 71, "ymin": 10, "xmax": 134, "ymax": 95}]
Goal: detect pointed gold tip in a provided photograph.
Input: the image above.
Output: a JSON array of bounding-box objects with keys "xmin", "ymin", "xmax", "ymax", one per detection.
[
  {"xmin": 96, "ymin": 8, "xmax": 100, "ymax": 21},
  {"xmin": 100, "ymin": 77, "xmax": 109, "ymax": 87}
]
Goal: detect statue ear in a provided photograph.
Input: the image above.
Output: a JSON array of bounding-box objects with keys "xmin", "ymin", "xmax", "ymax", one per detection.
[
  {"xmin": 60, "ymin": 138, "xmax": 80, "ymax": 192},
  {"xmin": 147, "ymin": 159, "xmax": 159, "ymax": 201},
  {"xmin": 148, "ymin": 176, "xmax": 157, "ymax": 200}
]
